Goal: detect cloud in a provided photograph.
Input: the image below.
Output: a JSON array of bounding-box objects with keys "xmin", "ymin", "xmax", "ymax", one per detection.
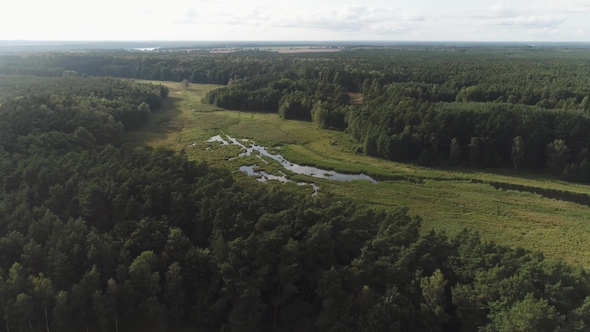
[
  {"xmin": 18, "ymin": 0, "xmax": 583, "ymax": 41},
  {"xmin": 265, "ymin": 5, "xmax": 425, "ymax": 34},
  {"xmin": 172, "ymin": 4, "xmax": 427, "ymax": 36},
  {"xmin": 176, "ymin": 9, "xmax": 199, "ymax": 24},
  {"xmin": 535, "ymin": 0, "xmax": 590, "ymax": 14},
  {"xmin": 487, "ymin": 15, "xmax": 567, "ymax": 28},
  {"xmin": 460, "ymin": 4, "xmax": 520, "ymax": 19},
  {"xmin": 455, "ymin": 29, "xmax": 477, "ymax": 33},
  {"xmin": 525, "ymin": 27, "xmax": 560, "ymax": 36},
  {"xmin": 454, "ymin": 4, "xmax": 567, "ymax": 30},
  {"xmin": 365, "ymin": 23, "xmax": 414, "ymax": 35}
]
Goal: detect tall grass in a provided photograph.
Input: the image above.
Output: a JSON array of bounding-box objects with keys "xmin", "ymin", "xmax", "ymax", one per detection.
[{"xmin": 125, "ymin": 80, "xmax": 590, "ymax": 266}]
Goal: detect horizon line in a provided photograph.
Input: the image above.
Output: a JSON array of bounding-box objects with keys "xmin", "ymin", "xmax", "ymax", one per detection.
[{"xmin": 2, "ymin": 40, "xmax": 590, "ymax": 43}]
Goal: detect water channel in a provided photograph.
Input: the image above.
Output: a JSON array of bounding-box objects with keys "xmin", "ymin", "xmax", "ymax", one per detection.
[{"xmin": 205, "ymin": 134, "xmax": 377, "ymax": 195}]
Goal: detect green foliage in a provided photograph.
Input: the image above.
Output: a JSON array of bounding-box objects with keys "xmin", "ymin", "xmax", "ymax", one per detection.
[
  {"xmin": 420, "ymin": 270, "xmax": 450, "ymax": 328},
  {"xmin": 165, "ymin": 263, "xmax": 185, "ymax": 327},
  {"xmin": 547, "ymin": 139, "xmax": 571, "ymax": 175},
  {"xmin": 278, "ymin": 91, "xmax": 312, "ymax": 120},
  {"xmin": 7, "ymin": 49, "xmax": 590, "ymax": 180},
  {"xmin": 311, "ymin": 102, "xmax": 328, "ymax": 129},
  {"xmin": 1, "ymin": 50, "xmax": 590, "ymax": 332},
  {"xmin": 468, "ymin": 137, "xmax": 481, "ymax": 167},
  {"xmin": 483, "ymin": 293, "xmax": 564, "ymax": 332},
  {"xmin": 512, "ymin": 136, "xmax": 525, "ymax": 170},
  {"xmin": 180, "ymin": 79, "xmax": 189, "ymax": 89},
  {"xmin": 450, "ymin": 138, "xmax": 461, "ymax": 162},
  {"xmin": 364, "ymin": 135, "xmax": 378, "ymax": 157}
]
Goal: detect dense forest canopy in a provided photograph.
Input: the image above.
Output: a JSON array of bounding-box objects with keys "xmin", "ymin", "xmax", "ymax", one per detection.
[
  {"xmin": 3, "ymin": 48, "xmax": 590, "ymax": 180},
  {"xmin": 2, "ymin": 49, "xmax": 590, "ymax": 331}
]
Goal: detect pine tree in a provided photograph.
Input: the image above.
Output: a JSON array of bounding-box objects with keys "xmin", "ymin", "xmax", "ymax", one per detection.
[
  {"xmin": 30, "ymin": 274, "xmax": 54, "ymax": 332},
  {"xmin": 165, "ymin": 263, "xmax": 185, "ymax": 327}
]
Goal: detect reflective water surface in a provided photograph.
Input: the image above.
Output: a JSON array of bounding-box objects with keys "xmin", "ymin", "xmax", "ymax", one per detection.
[
  {"xmin": 239, "ymin": 165, "xmax": 320, "ymax": 196},
  {"xmin": 206, "ymin": 134, "xmax": 377, "ymax": 195}
]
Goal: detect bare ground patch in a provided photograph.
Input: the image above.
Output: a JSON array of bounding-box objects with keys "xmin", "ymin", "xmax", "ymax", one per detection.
[{"xmin": 348, "ymin": 93, "xmax": 363, "ymax": 105}]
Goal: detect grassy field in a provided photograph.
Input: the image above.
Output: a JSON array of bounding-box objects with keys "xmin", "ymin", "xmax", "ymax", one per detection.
[{"xmin": 126, "ymin": 80, "xmax": 590, "ymax": 266}]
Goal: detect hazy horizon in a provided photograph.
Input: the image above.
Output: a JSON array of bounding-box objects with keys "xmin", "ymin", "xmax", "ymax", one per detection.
[
  {"xmin": 3, "ymin": 40, "xmax": 590, "ymax": 43},
  {"xmin": 3, "ymin": 0, "xmax": 590, "ymax": 42}
]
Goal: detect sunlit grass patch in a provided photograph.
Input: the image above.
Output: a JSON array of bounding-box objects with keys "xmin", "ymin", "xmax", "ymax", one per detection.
[{"xmin": 124, "ymin": 79, "xmax": 590, "ymax": 266}]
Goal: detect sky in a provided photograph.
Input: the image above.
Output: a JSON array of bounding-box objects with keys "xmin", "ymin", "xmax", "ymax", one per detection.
[{"xmin": 2, "ymin": 0, "xmax": 590, "ymax": 41}]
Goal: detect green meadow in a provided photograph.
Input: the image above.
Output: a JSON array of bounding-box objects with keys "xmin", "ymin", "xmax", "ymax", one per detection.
[{"xmin": 126, "ymin": 80, "xmax": 590, "ymax": 266}]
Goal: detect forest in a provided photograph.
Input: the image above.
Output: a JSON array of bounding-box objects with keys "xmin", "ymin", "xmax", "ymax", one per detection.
[
  {"xmin": 2, "ymin": 48, "xmax": 590, "ymax": 331},
  {"xmin": 3, "ymin": 48, "xmax": 590, "ymax": 180}
]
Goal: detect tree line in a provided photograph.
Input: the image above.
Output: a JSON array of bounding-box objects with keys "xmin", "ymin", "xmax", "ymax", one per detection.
[
  {"xmin": 202, "ymin": 77, "xmax": 350, "ymax": 128},
  {"xmin": 0, "ymin": 75, "xmax": 168, "ymax": 131},
  {"xmin": 4, "ymin": 49, "xmax": 590, "ymax": 179},
  {"xmin": 347, "ymin": 91, "xmax": 590, "ymax": 179}
]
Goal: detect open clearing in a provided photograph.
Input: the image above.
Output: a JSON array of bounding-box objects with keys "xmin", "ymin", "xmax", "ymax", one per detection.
[{"xmin": 126, "ymin": 80, "xmax": 590, "ymax": 266}]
